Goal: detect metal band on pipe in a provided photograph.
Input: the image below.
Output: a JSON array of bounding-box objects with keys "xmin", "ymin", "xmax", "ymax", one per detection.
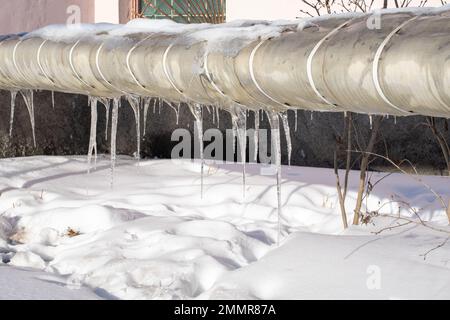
[
  {"xmin": 204, "ymin": 52, "xmax": 226, "ymax": 97},
  {"xmin": 372, "ymin": 16, "xmax": 418, "ymax": 115},
  {"xmin": 249, "ymin": 39, "xmax": 287, "ymax": 108},
  {"xmin": 96, "ymin": 42, "xmax": 128, "ymax": 94},
  {"xmin": 163, "ymin": 43, "xmax": 183, "ymax": 95},
  {"xmin": 307, "ymin": 20, "xmax": 352, "ymax": 108},
  {"xmin": 37, "ymin": 39, "xmax": 56, "ymax": 85},
  {"xmin": 0, "ymin": 39, "xmax": 20, "ymax": 89},
  {"xmin": 13, "ymin": 40, "xmax": 34, "ymax": 88},
  {"xmin": 69, "ymin": 40, "xmax": 95, "ymax": 89},
  {"xmin": 126, "ymin": 34, "xmax": 155, "ymax": 95}
]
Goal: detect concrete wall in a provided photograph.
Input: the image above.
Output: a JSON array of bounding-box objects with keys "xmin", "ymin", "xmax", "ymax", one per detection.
[
  {"xmin": 0, "ymin": 0, "xmax": 133, "ymax": 35},
  {"xmin": 0, "ymin": 0, "xmax": 95, "ymax": 34}
]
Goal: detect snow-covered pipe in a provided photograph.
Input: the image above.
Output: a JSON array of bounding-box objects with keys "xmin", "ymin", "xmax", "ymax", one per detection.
[{"xmin": 1, "ymin": 8, "xmax": 450, "ymax": 117}]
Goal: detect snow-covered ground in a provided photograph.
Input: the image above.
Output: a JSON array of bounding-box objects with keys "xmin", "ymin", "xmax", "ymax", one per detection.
[
  {"xmin": 0, "ymin": 265, "xmax": 100, "ymax": 300},
  {"xmin": 0, "ymin": 156, "xmax": 449, "ymax": 300}
]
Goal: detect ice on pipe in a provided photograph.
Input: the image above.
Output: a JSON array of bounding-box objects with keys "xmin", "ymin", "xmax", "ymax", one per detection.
[
  {"xmin": 23, "ymin": 23, "xmax": 120, "ymax": 43},
  {"xmin": 87, "ymin": 96, "xmax": 98, "ymax": 173},
  {"xmin": 110, "ymin": 97, "xmax": 120, "ymax": 187},
  {"xmin": 98, "ymin": 98, "xmax": 111, "ymax": 141},
  {"xmin": 266, "ymin": 111, "xmax": 283, "ymax": 246},
  {"xmin": 21, "ymin": 18, "xmax": 301, "ymax": 58},
  {"xmin": 230, "ymin": 105, "xmax": 248, "ymax": 199},
  {"xmin": 126, "ymin": 95, "xmax": 141, "ymax": 160},
  {"xmin": 280, "ymin": 112, "xmax": 292, "ymax": 166},
  {"xmin": 142, "ymin": 97, "xmax": 152, "ymax": 136},
  {"xmin": 253, "ymin": 109, "xmax": 259, "ymax": 162},
  {"xmin": 9, "ymin": 91, "xmax": 17, "ymax": 138},
  {"xmin": 189, "ymin": 103, "xmax": 204, "ymax": 199},
  {"xmin": 19, "ymin": 90, "xmax": 36, "ymax": 148}
]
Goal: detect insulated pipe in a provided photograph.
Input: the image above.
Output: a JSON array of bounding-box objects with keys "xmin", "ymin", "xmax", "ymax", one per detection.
[{"xmin": 1, "ymin": 9, "xmax": 450, "ymax": 117}]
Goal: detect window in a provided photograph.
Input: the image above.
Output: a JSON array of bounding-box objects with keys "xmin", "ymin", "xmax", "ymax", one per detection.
[{"xmin": 139, "ymin": 0, "xmax": 226, "ymax": 24}]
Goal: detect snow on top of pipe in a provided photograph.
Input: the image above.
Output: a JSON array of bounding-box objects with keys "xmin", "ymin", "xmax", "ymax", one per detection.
[
  {"xmin": 21, "ymin": 18, "xmax": 301, "ymax": 56},
  {"xmin": 23, "ymin": 23, "xmax": 120, "ymax": 42},
  {"xmin": 17, "ymin": 5, "xmax": 450, "ymax": 54}
]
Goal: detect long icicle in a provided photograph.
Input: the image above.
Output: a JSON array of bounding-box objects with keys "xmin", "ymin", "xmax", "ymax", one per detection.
[
  {"xmin": 232, "ymin": 105, "xmax": 247, "ymax": 199},
  {"xmin": 216, "ymin": 105, "xmax": 220, "ymax": 128},
  {"xmin": 9, "ymin": 91, "xmax": 18, "ymax": 138},
  {"xmin": 294, "ymin": 109, "xmax": 298, "ymax": 132},
  {"xmin": 51, "ymin": 91, "xmax": 55, "ymax": 109},
  {"xmin": 126, "ymin": 95, "xmax": 141, "ymax": 160},
  {"xmin": 189, "ymin": 103, "xmax": 204, "ymax": 199},
  {"xmin": 110, "ymin": 97, "xmax": 120, "ymax": 188},
  {"xmin": 280, "ymin": 111, "xmax": 292, "ymax": 166},
  {"xmin": 87, "ymin": 96, "xmax": 98, "ymax": 173},
  {"xmin": 143, "ymin": 97, "xmax": 151, "ymax": 136},
  {"xmin": 99, "ymin": 98, "xmax": 110, "ymax": 141},
  {"xmin": 164, "ymin": 100, "xmax": 180, "ymax": 125},
  {"xmin": 254, "ymin": 109, "xmax": 259, "ymax": 162},
  {"xmin": 19, "ymin": 90, "xmax": 36, "ymax": 148},
  {"xmin": 267, "ymin": 111, "xmax": 283, "ymax": 246}
]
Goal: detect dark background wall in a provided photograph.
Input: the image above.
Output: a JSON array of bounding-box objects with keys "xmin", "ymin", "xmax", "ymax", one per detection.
[{"xmin": 0, "ymin": 89, "xmax": 447, "ymax": 175}]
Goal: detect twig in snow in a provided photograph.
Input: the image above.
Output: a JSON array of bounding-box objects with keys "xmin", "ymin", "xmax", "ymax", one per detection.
[
  {"xmin": 420, "ymin": 236, "xmax": 450, "ymax": 261},
  {"xmin": 372, "ymin": 220, "xmax": 413, "ymax": 235}
]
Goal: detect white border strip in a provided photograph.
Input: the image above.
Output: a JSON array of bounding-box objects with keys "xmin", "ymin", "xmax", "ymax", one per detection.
[
  {"xmin": 126, "ymin": 34, "xmax": 154, "ymax": 94},
  {"xmin": 162, "ymin": 43, "xmax": 183, "ymax": 95},
  {"xmin": 204, "ymin": 52, "xmax": 226, "ymax": 97},
  {"xmin": 37, "ymin": 39, "xmax": 55, "ymax": 85},
  {"xmin": 249, "ymin": 39, "xmax": 286, "ymax": 107},
  {"xmin": 96, "ymin": 42, "xmax": 128, "ymax": 94},
  {"xmin": 69, "ymin": 40, "xmax": 95, "ymax": 89},
  {"xmin": 12, "ymin": 40, "xmax": 34, "ymax": 87},
  {"xmin": 307, "ymin": 20, "xmax": 352, "ymax": 108},
  {"xmin": 0, "ymin": 39, "xmax": 20, "ymax": 89},
  {"xmin": 372, "ymin": 16, "xmax": 418, "ymax": 115}
]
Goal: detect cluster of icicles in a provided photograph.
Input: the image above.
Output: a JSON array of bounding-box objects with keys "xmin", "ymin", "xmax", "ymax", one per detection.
[{"xmin": 8, "ymin": 90, "xmax": 303, "ymax": 243}]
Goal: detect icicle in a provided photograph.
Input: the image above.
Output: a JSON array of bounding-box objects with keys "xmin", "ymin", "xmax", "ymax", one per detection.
[
  {"xmin": 310, "ymin": 111, "xmax": 314, "ymax": 121},
  {"xmin": 394, "ymin": 116, "xmax": 397, "ymax": 125},
  {"xmin": 280, "ymin": 112, "xmax": 292, "ymax": 166},
  {"xmin": 231, "ymin": 105, "xmax": 247, "ymax": 199},
  {"xmin": 369, "ymin": 114, "xmax": 373, "ymax": 129},
  {"xmin": 189, "ymin": 104, "xmax": 204, "ymax": 199},
  {"xmin": 294, "ymin": 109, "xmax": 298, "ymax": 132},
  {"xmin": 254, "ymin": 109, "xmax": 259, "ymax": 162},
  {"xmin": 87, "ymin": 96, "xmax": 98, "ymax": 173},
  {"xmin": 19, "ymin": 90, "xmax": 36, "ymax": 148},
  {"xmin": 158, "ymin": 98, "xmax": 162, "ymax": 114},
  {"xmin": 51, "ymin": 91, "xmax": 55, "ymax": 109},
  {"xmin": 267, "ymin": 111, "xmax": 283, "ymax": 246},
  {"xmin": 126, "ymin": 95, "xmax": 141, "ymax": 160},
  {"xmin": 142, "ymin": 97, "xmax": 151, "ymax": 136},
  {"xmin": 110, "ymin": 97, "xmax": 120, "ymax": 187},
  {"xmin": 99, "ymin": 98, "xmax": 110, "ymax": 141},
  {"xmin": 9, "ymin": 91, "xmax": 18, "ymax": 138},
  {"xmin": 231, "ymin": 115, "xmax": 237, "ymax": 157},
  {"xmin": 177, "ymin": 103, "xmax": 181, "ymax": 125},
  {"xmin": 153, "ymin": 98, "xmax": 157, "ymax": 113},
  {"xmin": 212, "ymin": 105, "xmax": 216, "ymax": 124},
  {"xmin": 164, "ymin": 100, "xmax": 180, "ymax": 125},
  {"xmin": 216, "ymin": 105, "xmax": 220, "ymax": 128}
]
